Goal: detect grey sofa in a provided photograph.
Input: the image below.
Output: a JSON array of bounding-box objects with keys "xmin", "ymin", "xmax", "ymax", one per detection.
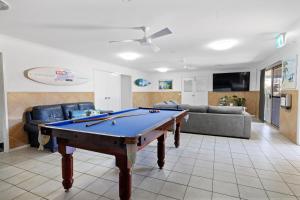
[{"xmin": 154, "ymin": 103, "xmax": 251, "ymax": 139}]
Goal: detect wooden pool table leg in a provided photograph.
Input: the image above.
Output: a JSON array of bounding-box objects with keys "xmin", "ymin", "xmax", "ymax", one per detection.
[
  {"xmin": 174, "ymin": 122, "xmax": 181, "ymax": 148},
  {"xmin": 58, "ymin": 141, "xmax": 75, "ymax": 192},
  {"xmin": 116, "ymin": 155, "xmax": 132, "ymax": 200},
  {"xmin": 157, "ymin": 133, "xmax": 166, "ymax": 169}
]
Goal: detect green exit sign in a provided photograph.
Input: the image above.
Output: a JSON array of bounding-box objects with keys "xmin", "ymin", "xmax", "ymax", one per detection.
[{"xmin": 276, "ymin": 33, "xmax": 286, "ymax": 48}]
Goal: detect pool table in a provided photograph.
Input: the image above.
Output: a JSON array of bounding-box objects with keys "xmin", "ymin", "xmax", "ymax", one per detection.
[{"xmin": 40, "ymin": 108, "xmax": 187, "ymax": 200}]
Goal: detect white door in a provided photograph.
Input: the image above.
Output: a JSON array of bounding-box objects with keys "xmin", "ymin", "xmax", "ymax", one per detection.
[
  {"xmin": 121, "ymin": 75, "xmax": 132, "ymax": 109},
  {"xmin": 94, "ymin": 70, "xmax": 121, "ymax": 111},
  {"xmin": 182, "ymin": 77, "xmax": 208, "ymax": 106},
  {"xmin": 181, "ymin": 78, "xmax": 194, "ymax": 105}
]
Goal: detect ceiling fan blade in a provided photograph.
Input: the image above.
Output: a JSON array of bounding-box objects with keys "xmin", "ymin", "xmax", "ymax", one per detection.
[
  {"xmin": 149, "ymin": 28, "xmax": 172, "ymax": 40},
  {"xmin": 149, "ymin": 43, "xmax": 161, "ymax": 52},
  {"xmin": 0, "ymin": 0, "xmax": 9, "ymax": 10},
  {"xmin": 109, "ymin": 39, "xmax": 140, "ymax": 43}
]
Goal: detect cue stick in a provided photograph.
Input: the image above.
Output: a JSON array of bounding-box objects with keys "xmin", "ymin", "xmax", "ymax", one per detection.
[
  {"xmin": 72, "ymin": 116, "xmax": 110, "ymax": 123},
  {"xmin": 85, "ymin": 113, "xmax": 150, "ymax": 127}
]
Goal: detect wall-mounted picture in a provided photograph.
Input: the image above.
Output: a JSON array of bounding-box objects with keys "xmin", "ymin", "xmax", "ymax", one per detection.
[
  {"xmin": 282, "ymin": 55, "xmax": 298, "ymax": 89},
  {"xmin": 159, "ymin": 80, "xmax": 173, "ymax": 90},
  {"xmin": 134, "ymin": 79, "xmax": 151, "ymax": 87}
]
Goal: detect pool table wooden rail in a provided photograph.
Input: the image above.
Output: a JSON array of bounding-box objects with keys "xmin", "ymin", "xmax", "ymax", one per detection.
[{"xmin": 40, "ymin": 109, "xmax": 187, "ymax": 200}]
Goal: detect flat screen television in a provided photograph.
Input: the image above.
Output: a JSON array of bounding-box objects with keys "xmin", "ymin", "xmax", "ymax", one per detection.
[{"xmin": 213, "ymin": 72, "xmax": 250, "ymax": 92}]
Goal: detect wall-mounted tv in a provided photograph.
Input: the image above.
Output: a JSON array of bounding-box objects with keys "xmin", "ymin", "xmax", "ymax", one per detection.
[{"xmin": 213, "ymin": 72, "xmax": 250, "ymax": 92}]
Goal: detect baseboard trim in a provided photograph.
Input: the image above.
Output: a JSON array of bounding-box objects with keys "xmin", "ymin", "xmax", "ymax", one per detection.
[{"xmin": 9, "ymin": 144, "xmax": 30, "ymax": 152}]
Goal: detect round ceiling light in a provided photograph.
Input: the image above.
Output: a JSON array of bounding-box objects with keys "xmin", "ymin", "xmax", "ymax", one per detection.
[
  {"xmin": 155, "ymin": 68, "xmax": 169, "ymax": 73},
  {"xmin": 118, "ymin": 52, "xmax": 142, "ymax": 61},
  {"xmin": 208, "ymin": 39, "xmax": 239, "ymax": 51}
]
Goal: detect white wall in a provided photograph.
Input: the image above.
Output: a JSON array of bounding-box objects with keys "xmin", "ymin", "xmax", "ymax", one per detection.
[
  {"xmin": 133, "ymin": 67, "xmax": 258, "ymax": 92},
  {"xmin": 0, "ymin": 53, "xmax": 5, "ymax": 145},
  {"xmin": 0, "ymin": 35, "xmax": 146, "ymax": 93}
]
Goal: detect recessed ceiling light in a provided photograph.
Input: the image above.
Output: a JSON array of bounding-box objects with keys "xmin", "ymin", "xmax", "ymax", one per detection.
[
  {"xmin": 208, "ymin": 39, "xmax": 239, "ymax": 51},
  {"xmin": 118, "ymin": 52, "xmax": 141, "ymax": 61},
  {"xmin": 155, "ymin": 68, "xmax": 169, "ymax": 73}
]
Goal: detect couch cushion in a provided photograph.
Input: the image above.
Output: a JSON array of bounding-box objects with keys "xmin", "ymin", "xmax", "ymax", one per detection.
[
  {"xmin": 188, "ymin": 105, "xmax": 208, "ymax": 113},
  {"xmin": 32, "ymin": 105, "xmax": 64, "ymax": 122},
  {"xmin": 153, "ymin": 103, "xmax": 178, "ymax": 110},
  {"xmin": 78, "ymin": 102, "xmax": 95, "ymax": 110},
  {"xmin": 177, "ymin": 104, "xmax": 191, "ymax": 111},
  {"xmin": 208, "ymin": 106, "xmax": 243, "ymax": 114},
  {"xmin": 61, "ymin": 104, "xmax": 79, "ymax": 119}
]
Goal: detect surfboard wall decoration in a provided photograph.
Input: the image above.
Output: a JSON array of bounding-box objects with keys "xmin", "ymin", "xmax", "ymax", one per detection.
[
  {"xmin": 24, "ymin": 67, "xmax": 89, "ymax": 86},
  {"xmin": 134, "ymin": 79, "xmax": 151, "ymax": 87}
]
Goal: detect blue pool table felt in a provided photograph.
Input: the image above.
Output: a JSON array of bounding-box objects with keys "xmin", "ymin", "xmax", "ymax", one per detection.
[{"xmin": 46, "ymin": 108, "xmax": 181, "ymax": 137}]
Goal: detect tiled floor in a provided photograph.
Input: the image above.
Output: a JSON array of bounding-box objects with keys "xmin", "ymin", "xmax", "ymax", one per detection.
[{"xmin": 1, "ymin": 122, "xmax": 300, "ymax": 199}]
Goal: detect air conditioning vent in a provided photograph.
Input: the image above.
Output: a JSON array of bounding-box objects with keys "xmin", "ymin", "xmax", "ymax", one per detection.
[{"xmin": 0, "ymin": 0, "xmax": 9, "ymax": 10}]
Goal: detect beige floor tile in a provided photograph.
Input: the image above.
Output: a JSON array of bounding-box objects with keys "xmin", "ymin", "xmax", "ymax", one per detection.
[
  {"xmin": 189, "ymin": 175, "xmax": 212, "ymax": 191},
  {"xmin": 267, "ymin": 191, "xmax": 297, "ymax": 200},
  {"xmin": 192, "ymin": 166, "xmax": 213, "ymax": 179},
  {"xmin": 17, "ymin": 175, "xmax": 49, "ymax": 191},
  {"xmin": 85, "ymin": 178, "xmax": 115, "ymax": 195},
  {"xmin": 213, "ymin": 180, "xmax": 239, "ymax": 197},
  {"xmin": 261, "ymin": 178, "xmax": 293, "ymax": 195},
  {"xmin": 6, "ymin": 171, "xmax": 36, "ymax": 185},
  {"xmin": 213, "ymin": 170, "xmax": 236, "ymax": 183},
  {"xmin": 0, "ymin": 180, "xmax": 13, "ymax": 192},
  {"xmin": 85, "ymin": 165, "xmax": 110, "ymax": 178},
  {"xmin": 287, "ymin": 183, "xmax": 300, "ymax": 196},
  {"xmin": 156, "ymin": 195, "xmax": 177, "ymax": 200},
  {"xmin": 14, "ymin": 192, "xmax": 42, "ymax": 200},
  {"xmin": 31, "ymin": 180, "xmax": 62, "ymax": 197},
  {"xmin": 148, "ymin": 168, "xmax": 170, "ymax": 180},
  {"xmin": 167, "ymin": 171, "xmax": 190, "ymax": 185},
  {"xmin": 184, "ymin": 187, "xmax": 212, "ymax": 200},
  {"xmin": 238, "ymin": 185, "xmax": 268, "ymax": 200},
  {"xmin": 73, "ymin": 174, "xmax": 97, "ymax": 189},
  {"xmin": 46, "ymin": 187, "xmax": 81, "ymax": 200},
  {"xmin": 0, "ymin": 186, "xmax": 27, "ymax": 200},
  {"xmin": 0, "ymin": 165, "xmax": 24, "ymax": 180},
  {"xmin": 70, "ymin": 190, "xmax": 99, "ymax": 200},
  {"xmin": 160, "ymin": 182, "xmax": 186, "ymax": 199},
  {"xmin": 138, "ymin": 177, "xmax": 165, "ymax": 193},
  {"xmin": 236, "ymin": 174, "xmax": 263, "ymax": 189},
  {"xmin": 212, "ymin": 193, "xmax": 239, "ymax": 200},
  {"xmin": 131, "ymin": 188, "xmax": 157, "ymax": 200}
]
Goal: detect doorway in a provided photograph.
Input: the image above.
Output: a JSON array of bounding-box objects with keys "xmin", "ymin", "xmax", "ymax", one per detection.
[
  {"xmin": 181, "ymin": 76, "xmax": 208, "ymax": 105},
  {"xmin": 94, "ymin": 70, "xmax": 121, "ymax": 111},
  {"xmin": 0, "ymin": 53, "xmax": 6, "ymax": 152},
  {"xmin": 263, "ymin": 64, "xmax": 282, "ymax": 128}
]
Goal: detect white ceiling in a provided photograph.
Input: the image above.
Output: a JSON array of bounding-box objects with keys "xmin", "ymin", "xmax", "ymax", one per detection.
[{"xmin": 1, "ymin": 0, "xmax": 300, "ymax": 72}]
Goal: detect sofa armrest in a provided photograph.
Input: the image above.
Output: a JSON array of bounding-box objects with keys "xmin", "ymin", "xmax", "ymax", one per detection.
[
  {"xmin": 243, "ymin": 114, "xmax": 252, "ymax": 139},
  {"xmin": 24, "ymin": 111, "xmax": 33, "ymax": 123}
]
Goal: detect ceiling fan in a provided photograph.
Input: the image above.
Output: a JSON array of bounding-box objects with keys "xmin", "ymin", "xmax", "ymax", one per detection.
[
  {"xmin": 0, "ymin": 0, "xmax": 9, "ymax": 10},
  {"xmin": 109, "ymin": 26, "xmax": 172, "ymax": 52},
  {"xmin": 181, "ymin": 58, "xmax": 196, "ymax": 70}
]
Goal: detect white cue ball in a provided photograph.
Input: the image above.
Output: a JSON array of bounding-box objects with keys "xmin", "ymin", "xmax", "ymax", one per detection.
[{"xmin": 112, "ymin": 120, "xmax": 116, "ymax": 125}]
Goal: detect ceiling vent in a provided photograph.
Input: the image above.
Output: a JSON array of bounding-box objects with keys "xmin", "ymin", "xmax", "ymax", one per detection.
[{"xmin": 0, "ymin": 0, "xmax": 9, "ymax": 10}]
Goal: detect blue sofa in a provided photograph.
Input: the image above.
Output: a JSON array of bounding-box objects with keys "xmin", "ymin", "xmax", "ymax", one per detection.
[{"xmin": 24, "ymin": 102, "xmax": 111, "ymax": 152}]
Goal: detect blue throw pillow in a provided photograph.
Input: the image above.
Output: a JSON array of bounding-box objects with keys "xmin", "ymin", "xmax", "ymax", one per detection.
[
  {"xmin": 70, "ymin": 109, "xmax": 102, "ymax": 119},
  {"xmin": 69, "ymin": 110, "xmax": 87, "ymax": 119}
]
